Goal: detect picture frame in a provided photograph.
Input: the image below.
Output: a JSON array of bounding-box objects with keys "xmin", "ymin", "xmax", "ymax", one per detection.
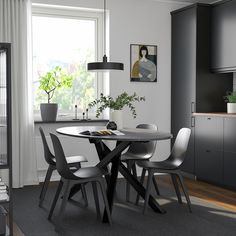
[{"xmin": 130, "ymin": 44, "xmax": 157, "ymax": 82}]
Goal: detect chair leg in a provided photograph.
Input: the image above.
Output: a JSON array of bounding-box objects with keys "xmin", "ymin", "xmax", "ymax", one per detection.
[
  {"xmin": 74, "ymin": 162, "xmax": 81, "ymax": 170},
  {"xmin": 92, "ymin": 182, "xmax": 101, "ymax": 219},
  {"xmin": 171, "ymin": 173, "xmax": 182, "ymax": 204},
  {"xmin": 131, "ymin": 163, "xmax": 140, "ymax": 203},
  {"xmin": 48, "ymin": 179, "xmax": 63, "ymax": 220},
  {"xmin": 143, "ymin": 170, "xmax": 153, "ymax": 215},
  {"xmin": 97, "ymin": 178, "xmax": 112, "ymax": 225},
  {"xmin": 126, "ymin": 160, "xmax": 132, "ymax": 202},
  {"xmin": 135, "ymin": 168, "xmax": 146, "ymax": 205},
  {"xmin": 81, "ymin": 184, "xmax": 88, "ymax": 207},
  {"xmin": 177, "ymin": 173, "xmax": 192, "ymax": 213},
  {"xmin": 131, "ymin": 163, "xmax": 138, "ymax": 180},
  {"xmin": 55, "ymin": 180, "xmax": 71, "ymax": 232},
  {"xmin": 152, "ymin": 175, "xmax": 160, "ymax": 196},
  {"xmin": 39, "ymin": 165, "xmax": 54, "ymax": 207}
]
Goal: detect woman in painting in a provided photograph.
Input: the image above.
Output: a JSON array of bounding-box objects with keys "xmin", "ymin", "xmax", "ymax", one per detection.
[{"xmin": 131, "ymin": 45, "xmax": 156, "ymax": 82}]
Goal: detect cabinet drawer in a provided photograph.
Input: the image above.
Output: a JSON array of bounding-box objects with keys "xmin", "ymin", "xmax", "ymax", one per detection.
[
  {"xmin": 195, "ymin": 149, "xmax": 223, "ymax": 184},
  {"xmin": 224, "ymin": 118, "xmax": 236, "ymax": 153},
  {"xmin": 195, "ymin": 116, "xmax": 223, "ymax": 151},
  {"xmin": 223, "ymin": 152, "xmax": 236, "ymax": 188}
]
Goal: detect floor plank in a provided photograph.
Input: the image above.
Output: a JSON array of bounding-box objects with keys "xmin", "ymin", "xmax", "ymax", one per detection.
[
  {"xmin": 13, "ymin": 221, "xmax": 25, "ymax": 236},
  {"xmin": 156, "ymin": 174, "xmax": 236, "ymax": 212}
]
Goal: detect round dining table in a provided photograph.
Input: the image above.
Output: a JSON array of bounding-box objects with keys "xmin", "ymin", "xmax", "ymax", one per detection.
[{"xmin": 57, "ymin": 126, "xmax": 172, "ymax": 222}]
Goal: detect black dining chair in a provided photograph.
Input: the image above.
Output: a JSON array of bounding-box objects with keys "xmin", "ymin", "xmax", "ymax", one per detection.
[
  {"xmin": 49, "ymin": 133, "xmax": 112, "ymax": 230},
  {"xmin": 121, "ymin": 124, "xmax": 159, "ymax": 202},
  {"xmin": 38, "ymin": 127, "xmax": 88, "ymax": 207},
  {"xmin": 137, "ymin": 128, "xmax": 192, "ymax": 214}
]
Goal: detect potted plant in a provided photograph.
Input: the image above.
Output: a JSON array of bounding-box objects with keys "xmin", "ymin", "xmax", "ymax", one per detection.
[
  {"xmin": 224, "ymin": 91, "xmax": 236, "ymax": 113},
  {"xmin": 89, "ymin": 92, "xmax": 145, "ymax": 129},
  {"xmin": 39, "ymin": 66, "xmax": 74, "ymax": 121}
]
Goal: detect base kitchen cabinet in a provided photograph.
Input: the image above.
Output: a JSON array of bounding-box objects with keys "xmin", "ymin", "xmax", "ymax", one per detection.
[
  {"xmin": 195, "ymin": 116, "xmax": 223, "ymax": 184},
  {"xmin": 195, "ymin": 149, "xmax": 223, "ymax": 184},
  {"xmin": 223, "ymin": 117, "xmax": 236, "ymax": 188},
  {"xmin": 224, "ymin": 152, "xmax": 236, "ymax": 189}
]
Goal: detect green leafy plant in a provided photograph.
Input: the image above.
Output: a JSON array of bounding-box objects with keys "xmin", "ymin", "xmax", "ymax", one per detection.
[
  {"xmin": 224, "ymin": 91, "xmax": 236, "ymax": 103},
  {"xmin": 38, "ymin": 66, "xmax": 74, "ymax": 103},
  {"xmin": 89, "ymin": 92, "xmax": 145, "ymax": 118}
]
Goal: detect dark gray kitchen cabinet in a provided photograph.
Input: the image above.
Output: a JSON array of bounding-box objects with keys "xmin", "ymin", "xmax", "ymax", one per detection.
[
  {"xmin": 223, "ymin": 152, "xmax": 236, "ymax": 189},
  {"xmin": 171, "ymin": 4, "xmax": 232, "ymax": 174},
  {"xmin": 223, "ymin": 117, "xmax": 236, "ymax": 153},
  {"xmin": 223, "ymin": 118, "xmax": 236, "ymax": 188},
  {"xmin": 195, "ymin": 149, "xmax": 223, "ymax": 184},
  {"xmin": 195, "ymin": 116, "xmax": 223, "ymax": 184},
  {"xmin": 211, "ymin": 0, "xmax": 236, "ymax": 72},
  {"xmin": 171, "ymin": 5, "xmax": 196, "ymax": 174}
]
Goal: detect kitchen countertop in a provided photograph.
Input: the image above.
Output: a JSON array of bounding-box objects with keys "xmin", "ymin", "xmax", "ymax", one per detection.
[{"xmin": 192, "ymin": 112, "xmax": 236, "ymax": 117}]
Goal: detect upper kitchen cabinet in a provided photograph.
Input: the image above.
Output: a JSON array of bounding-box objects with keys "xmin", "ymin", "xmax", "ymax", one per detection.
[
  {"xmin": 211, "ymin": 0, "xmax": 236, "ymax": 72},
  {"xmin": 171, "ymin": 4, "xmax": 232, "ymax": 174}
]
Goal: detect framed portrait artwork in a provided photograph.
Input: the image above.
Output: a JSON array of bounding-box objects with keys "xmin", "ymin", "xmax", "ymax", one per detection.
[{"xmin": 130, "ymin": 44, "xmax": 157, "ymax": 82}]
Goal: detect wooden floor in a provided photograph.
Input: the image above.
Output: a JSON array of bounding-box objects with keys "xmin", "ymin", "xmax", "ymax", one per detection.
[
  {"xmin": 13, "ymin": 222, "xmax": 25, "ymax": 236},
  {"xmin": 157, "ymin": 175, "xmax": 236, "ymax": 213}
]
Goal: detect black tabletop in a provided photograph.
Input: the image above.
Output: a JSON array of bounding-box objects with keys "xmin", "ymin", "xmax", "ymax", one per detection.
[{"xmin": 56, "ymin": 126, "xmax": 172, "ymax": 142}]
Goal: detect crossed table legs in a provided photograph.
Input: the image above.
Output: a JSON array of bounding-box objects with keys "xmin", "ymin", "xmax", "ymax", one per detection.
[{"xmin": 92, "ymin": 139, "xmax": 166, "ymax": 223}]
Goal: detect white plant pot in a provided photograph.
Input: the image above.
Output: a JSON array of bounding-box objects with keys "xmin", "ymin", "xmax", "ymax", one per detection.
[
  {"xmin": 110, "ymin": 110, "xmax": 123, "ymax": 130},
  {"xmin": 227, "ymin": 103, "xmax": 236, "ymax": 113}
]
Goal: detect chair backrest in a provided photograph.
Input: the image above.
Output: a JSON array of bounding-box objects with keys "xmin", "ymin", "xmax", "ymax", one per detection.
[
  {"xmin": 50, "ymin": 133, "xmax": 76, "ymax": 180},
  {"xmin": 126, "ymin": 124, "xmax": 158, "ymax": 159},
  {"xmin": 39, "ymin": 127, "xmax": 55, "ymax": 165},
  {"xmin": 167, "ymin": 128, "xmax": 191, "ymax": 167}
]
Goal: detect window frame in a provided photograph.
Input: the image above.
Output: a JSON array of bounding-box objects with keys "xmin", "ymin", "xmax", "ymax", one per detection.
[{"xmin": 32, "ymin": 4, "xmax": 104, "ymax": 119}]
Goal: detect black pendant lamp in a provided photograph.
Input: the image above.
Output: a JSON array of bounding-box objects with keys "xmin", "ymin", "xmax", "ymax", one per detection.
[{"xmin": 87, "ymin": 0, "xmax": 124, "ymax": 71}]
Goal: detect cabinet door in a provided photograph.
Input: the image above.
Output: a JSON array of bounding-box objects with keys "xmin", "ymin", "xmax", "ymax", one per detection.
[
  {"xmin": 195, "ymin": 116, "xmax": 223, "ymax": 183},
  {"xmin": 171, "ymin": 7, "xmax": 196, "ymax": 131},
  {"xmin": 224, "ymin": 117, "xmax": 236, "ymax": 153},
  {"xmin": 211, "ymin": 0, "xmax": 236, "ymax": 72},
  {"xmin": 223, "ymin": 117, "xmax": 236, "ymax": 188},
  {"xmin": 171, "ymin": 7, "xmax": 196, "ymax": 174},
  {"xmin": 195, "ymin": 116, "xmax": 223, "ymax": 151},
  {"xmin": 224, "ymin": 152, "xmax": 236, "ymax": 188},
  {"xmin": 195, "ymin": 149, "xmax": 223, "ymax": 184}
]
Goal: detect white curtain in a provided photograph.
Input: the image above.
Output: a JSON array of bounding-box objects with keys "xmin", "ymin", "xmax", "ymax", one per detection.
[{"xmin": 0, "ymin": 0, "xmax": 39, "ymax": 187}]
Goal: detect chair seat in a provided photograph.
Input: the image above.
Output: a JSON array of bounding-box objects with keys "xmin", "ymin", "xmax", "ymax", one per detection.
[
  {"xmin": 73, "ymin": 166, "xmax": 105, "ymax": 179},
  {"xmin": 52, "ymin": 155, "xmax": 87, "ymax": 164},
  {"xmin": 137, "ymin": 160, "xmax": 177, "ymax": 170}
]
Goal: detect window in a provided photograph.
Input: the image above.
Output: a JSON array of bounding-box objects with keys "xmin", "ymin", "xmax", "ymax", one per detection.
[{"xmin": 32, "ymin": 5, "xmax": 103, "ymax": 118}]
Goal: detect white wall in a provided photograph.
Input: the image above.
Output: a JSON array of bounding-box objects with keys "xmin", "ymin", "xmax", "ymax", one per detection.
[
  {"xmin": 32, "ymin": 0, "xmax": 188, "ymax": 181},
  {"xmin": 108, "ymin": 0, "xmax": 185, "ymax": 162}
]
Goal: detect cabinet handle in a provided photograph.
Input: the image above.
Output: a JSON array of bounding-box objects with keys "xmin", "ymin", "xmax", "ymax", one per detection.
[
  {"xmin": 206, "ymin": 150, "xmax": 211, "ymax": 153},
  {"xmin": 191, "ymin": 102, "xmax": 195, "ymax": 113},
  {"xmin": 191, "ymin": 116, "xmax": 195, "ymax": 127}
]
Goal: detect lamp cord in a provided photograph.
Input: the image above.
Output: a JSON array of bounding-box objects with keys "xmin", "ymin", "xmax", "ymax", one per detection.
[{"xmin": 104, "ymin": 0, "xmax": 106, "ymax": 56}]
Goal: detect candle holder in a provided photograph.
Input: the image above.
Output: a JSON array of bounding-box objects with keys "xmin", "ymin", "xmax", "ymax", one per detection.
[{"xmin": 73, "ymin": 104, "xmax": 80, "ymax": 120}]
